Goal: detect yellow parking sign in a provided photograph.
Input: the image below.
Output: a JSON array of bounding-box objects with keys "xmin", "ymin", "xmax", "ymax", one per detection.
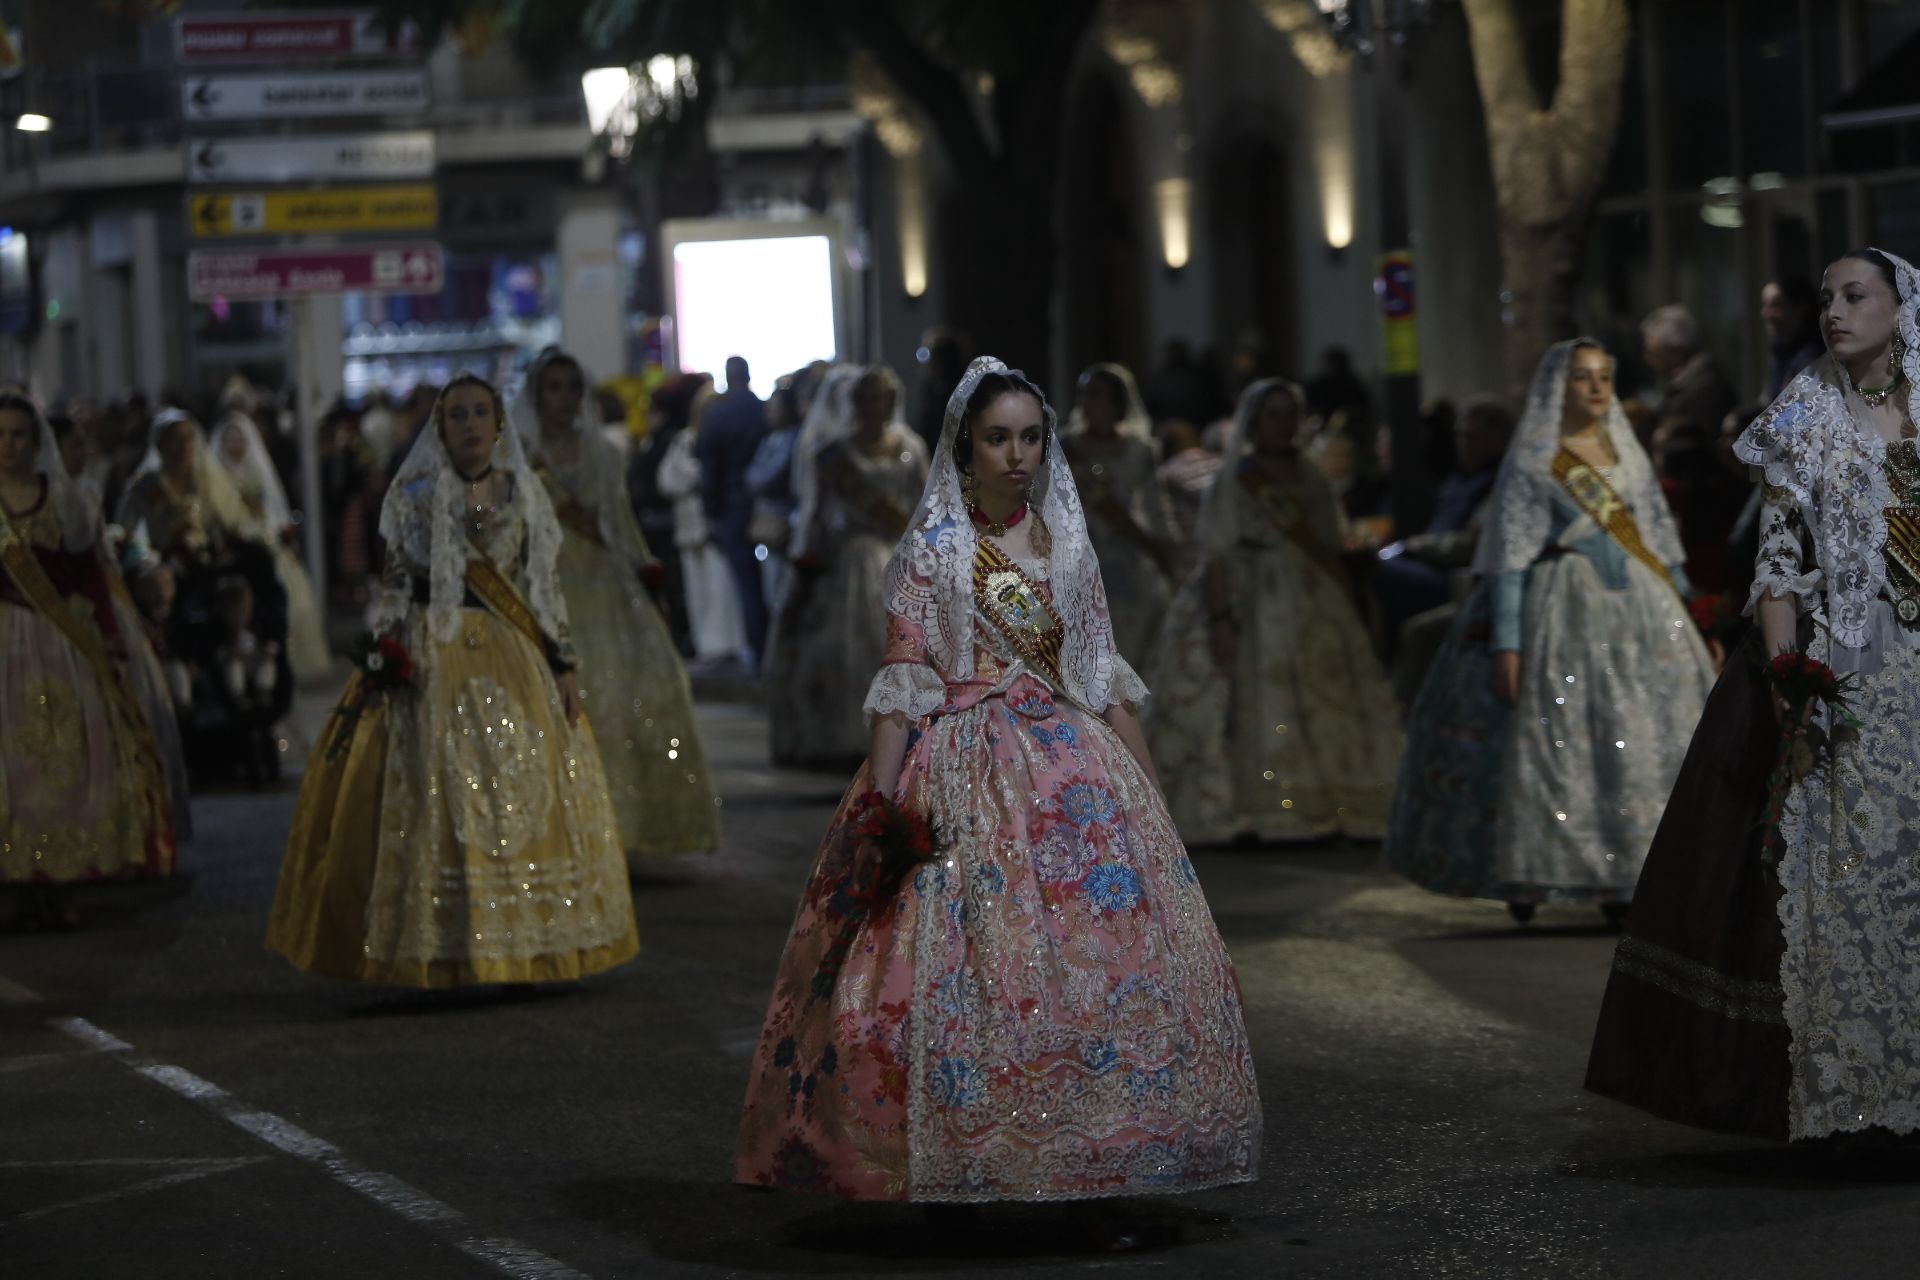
[{"xmin": 189, "ymin": 185, "xmax": 439, "ymax": 238}]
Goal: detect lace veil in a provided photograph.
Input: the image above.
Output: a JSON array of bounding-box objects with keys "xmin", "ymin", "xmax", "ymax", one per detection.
[
  {"xmin": 1192, "ymin": 376, "xmax": 1318, "ymax": 557},
  {"xmin": 874, "ymin": 355, "xmax": 1138, "ymax": 714},
  {"xmin": 1065, "ymin": 362, "xmax": 1154, "ymax": 440},
  {"xmin": 377, "ymin": 375, "xmax": 567, "ymax": 646},
  {"xmin": 1471, "ymin": 338, "xmax": 1685, "ymax": 578},
  {"xmin": 509, "ymin": 345, "xmax": 652, "ymax": 569},
  {"xmin": 788, "ymin": 363, "xmax": 862, "ymax": 561},
  {"xmin": 131, "ymin": 408, "xmax": 262, "ymax": 539},
  {"xmin": 1734, "ymin": 247, "xmax": 1920, "ymax": 649},
  {"xmin": 212, "ymin": 410, "xmax": 294, "ymax": 534},
  {"xmin": 0, "ymin": 391, "xmax": 95, "ymax": 552}
]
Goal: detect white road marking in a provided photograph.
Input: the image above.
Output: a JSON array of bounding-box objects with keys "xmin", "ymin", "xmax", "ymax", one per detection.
[
  {"xmin": 47, "ymin": 1018, "xmax": 595, "ymax": 1280},
  {"xmin": 4, "ymin": 1157, "xmax": 269, "ymax": 1224},
  {"xmin": 52, "ymin": 1016, "xmax": 132, "ymax": 1052},
  {"xmin": 0, "ymin": 975, "xmax": 44, "ymax": 1004}
]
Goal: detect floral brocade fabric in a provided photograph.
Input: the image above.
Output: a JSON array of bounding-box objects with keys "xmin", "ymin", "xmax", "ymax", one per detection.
[{"xmin": 735, "ymin": 565, "xmax": 1261, "ymax": 1202}]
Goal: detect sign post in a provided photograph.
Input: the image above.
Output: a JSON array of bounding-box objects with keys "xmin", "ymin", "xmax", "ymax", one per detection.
[
  {"xmin": 189, "ymin": 186, "xmax": 438, "ymax": 238},
  {"xmin": 182, "ymin": 69, "xmax": 430, "ymax": 121},
  {"xmin": 174, "ymin": 10, "xmax": 421, "ymax": 63},
  {"xmin": 187, "ymin": 131, "xmax": 435, "ymax": 184},
  {"xmin": 188, "ymin": 244, "xmax": 445, "ymax": 301}
]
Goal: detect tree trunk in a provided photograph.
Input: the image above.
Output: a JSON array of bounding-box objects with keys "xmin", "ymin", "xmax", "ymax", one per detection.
[
  {"xmin": 1462, "ymin": 0, "xmax": 1631, "ymax": 402},
  {"xmin": 1497, "ymin": 220, "xmax": 1582, "ymax": 402}
]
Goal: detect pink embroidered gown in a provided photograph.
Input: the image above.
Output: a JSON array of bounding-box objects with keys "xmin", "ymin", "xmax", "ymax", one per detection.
[{"xmin": 735, "ymin": 539, "xmax": 1262, "ymax": 1202}]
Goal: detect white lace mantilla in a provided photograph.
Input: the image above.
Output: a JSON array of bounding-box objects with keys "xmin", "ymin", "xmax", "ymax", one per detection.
[
  {"xmin": 1734, "ymin": 249, "xmax": 1920, "ymax": 649},
  {"xmin": 877, "ymin": 358, "xmax": 1140, "ymax": 718},
  {"xmin": 1472, "ymin": 340, "xmax": 1685, "ymax": 579}
]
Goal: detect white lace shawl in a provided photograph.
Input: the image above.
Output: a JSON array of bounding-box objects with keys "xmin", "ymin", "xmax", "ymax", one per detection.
[
  {"xmin": 509, "ymin": 347, "xmax": 653, "ymax": 570},
  {"xmin": 1733, "ymin": 248, "xmax": 1920, "ymax": 649},
  {"xmin": 0, "ymin": 394, "xmax": 95, "ymax": 553},
  {"xmin": 866, "ymin": 356, "xmax": 1148, "ymax": 721},
  {"xmin": 1470, "ymin": 338, "xmax": 1685, "ymax": 578},
  {"xmin": 213, "ymin": 411, "xmax": 294, "ymax": 535},
  {"xmin": 375, "ymin": 379, "xmax": 568, "ymax": 647},
  {"xmin": 1065, "ymin": 361, "xmax": 1154, "ymax": 441}
]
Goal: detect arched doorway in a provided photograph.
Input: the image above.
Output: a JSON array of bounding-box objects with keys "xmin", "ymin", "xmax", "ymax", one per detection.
[
  {"xmin": 1062, "ymin": 70, "xmax": 1149, "ymax": 384},
  {"xmin": 1206, "ymin": 129, "xmax": 1298, "ymax": 386}
]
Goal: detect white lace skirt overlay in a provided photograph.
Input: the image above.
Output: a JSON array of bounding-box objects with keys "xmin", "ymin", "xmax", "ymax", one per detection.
[
  {"xmin": 1495, "ymin": 552, "xmax": 1715, "ymax": 898},
  {"xmin": 1778, "ymin": 604, "xmax": 1920, "ymax": 1139}
]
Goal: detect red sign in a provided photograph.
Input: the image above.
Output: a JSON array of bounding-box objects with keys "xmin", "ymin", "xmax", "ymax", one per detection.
[
  {"xmin": 189, "ymin": 244, "xmax": 444, "ymax": 301},
  {"xmin": 174, "ymin": 10, "xmax": 420, "ymax": 64}
]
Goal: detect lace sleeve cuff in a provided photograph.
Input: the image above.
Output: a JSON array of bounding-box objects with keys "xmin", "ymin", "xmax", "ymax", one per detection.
[
  {"xmin": 1744, "ymin": 567, "xmax": 1823, "ymax": 616},
  {"xmin": 1105, "ymin": 652, "xmax": 1150, "ymax": 711},
  {"xmin": 864, "ymin": 662, "xmax": 946, "ymax": 722}
]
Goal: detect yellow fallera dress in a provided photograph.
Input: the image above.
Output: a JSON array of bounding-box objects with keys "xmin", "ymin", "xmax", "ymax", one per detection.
[
  {"xmin": 534, "ymin": 453, "xmax": 720, "ymax": 864},
  {"xmin": 267, "ymin": 500, "xmax": 638, "ymax": 986},
  {"xmin": 0, "ymin": 483, "xmax": 176, "ymax": 883}
]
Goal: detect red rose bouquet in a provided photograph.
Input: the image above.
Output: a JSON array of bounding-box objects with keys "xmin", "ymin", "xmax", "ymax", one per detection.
[
  {"xmin": 325, "ymin": 631, "xmax": 417, "ymax": 760},
  {"xmin": 1757, "ymin": 650, "xmax": 1859, "ymax": 865},
  {"xmin": 811, "ymin": 791, "xmax": 940, "ymax": 1001}
]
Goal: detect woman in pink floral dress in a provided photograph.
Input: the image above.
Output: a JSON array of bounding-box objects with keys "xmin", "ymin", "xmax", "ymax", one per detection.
[{"xmin": 736, "ymin": 358, "xmax": 1262, "ymax": 1209}]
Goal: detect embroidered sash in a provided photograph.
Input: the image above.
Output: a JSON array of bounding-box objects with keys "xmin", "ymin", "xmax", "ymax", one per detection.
[
  {"xmin": 1550, "ymin": 448, "xmax": 1677, "ymax": 593},
  {"xmin": 0, "ymin": 529, "xmax": 173, "ymax": 863},
  {"xmin": 1881, "ymin": 439, "xmax": 1920, "ymax": 624},
  {"xmin": 971, "ymin": 538, "xmax": 1064, "ymax": 686},
  {"xmin": 535, "ymin": 467, "xmax": 607, "ymax": 548},
  {"xmin": 462, "ymin": 552, "xmax": 551, "ymax": 654}
]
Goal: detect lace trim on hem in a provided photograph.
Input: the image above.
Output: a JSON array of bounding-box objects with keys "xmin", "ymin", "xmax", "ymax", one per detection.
[{"xmin": 1611, "ymin": 934, "xmax": 1785, "ymax": 1026}]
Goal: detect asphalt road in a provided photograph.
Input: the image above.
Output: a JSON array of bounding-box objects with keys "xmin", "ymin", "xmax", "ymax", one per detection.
[{"xmin": 7, "ymin": 698, "xmax": 1920, "ymax": 1279}]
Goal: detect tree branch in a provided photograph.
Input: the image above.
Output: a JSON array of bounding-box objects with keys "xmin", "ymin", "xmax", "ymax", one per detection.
[
  {"xmin": 1459, "ymin": 0, "xmax": 1539, "ymax": 127},
  {"xmin": 1548, "ymin": 0, "xmax": 1631, "ymax": 186}
]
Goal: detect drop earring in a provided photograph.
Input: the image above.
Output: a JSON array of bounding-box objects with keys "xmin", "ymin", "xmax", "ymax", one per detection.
[
  {"xmin": 1893, "ymin": 333, "xmax": 1909, "ymax": 380},
  {"xmin": 961, "ymin": 467, "xmax": 979, "ymax": 508}
]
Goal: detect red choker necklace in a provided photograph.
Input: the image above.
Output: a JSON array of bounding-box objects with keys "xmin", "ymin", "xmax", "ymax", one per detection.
[{"xmin": 968, "ymin": 502, "xmax": 1028, "ymax": 537}]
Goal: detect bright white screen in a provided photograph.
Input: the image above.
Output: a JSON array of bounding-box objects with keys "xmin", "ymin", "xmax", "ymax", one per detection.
[{"xmin": 672, "ymin": 234, "xmax": 837, "ymax": 391}]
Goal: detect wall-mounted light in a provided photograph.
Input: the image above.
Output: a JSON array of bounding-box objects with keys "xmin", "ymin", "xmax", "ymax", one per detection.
[
  {"xmin": 15, "ymin": 113, "xmax": 50, "ymax": 133},
  {"xmin": 1318, "ymin": 134, "xmax": 1354, "ymax": 260},
  {"xmin": 1154, "ymin": 178, "xmax": 1191, "ymax": 272},
  {"xmin": 898, "ymin": 153, "xmax": 928, "ymax": 298}
]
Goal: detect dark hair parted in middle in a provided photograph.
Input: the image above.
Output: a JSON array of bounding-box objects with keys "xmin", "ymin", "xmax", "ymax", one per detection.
[{"xmin": 951, "ymin": 369, "xmax": 1052, "ymax": 473}]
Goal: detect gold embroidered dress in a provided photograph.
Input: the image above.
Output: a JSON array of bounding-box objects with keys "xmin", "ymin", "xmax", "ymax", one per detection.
[
  {"xmin": 534, "ymin": 450, "xmax": 720, "ymax": 863},
  {"xmin": 1, "ymin": 478, "xmax": 175, "ymax": 883},
  {"xmin": 268, "ymin": 480, "xmax": 637, "ymax": 987}
]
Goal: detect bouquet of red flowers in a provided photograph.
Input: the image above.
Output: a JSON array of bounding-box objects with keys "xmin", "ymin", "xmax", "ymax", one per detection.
[
  {"xmin": 1757, "ymin": 650, "xmax": 1859, "ymax": 865},
  {"xmin": 325, "ymin": 632, "xmax": 417, "ymax": 760},
  {"xmin": 811, "ymin": 791, "xmax": 940, "ymax": 1001},
  {"xmin": 1688, "ymin": 593, "xmax": 1743, "ymax": 646}
]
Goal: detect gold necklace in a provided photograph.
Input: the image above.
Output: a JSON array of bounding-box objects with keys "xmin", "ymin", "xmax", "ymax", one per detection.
[{"xmin": 1860, "ymin": 372, "xmax": 1905, "ymax": 409}]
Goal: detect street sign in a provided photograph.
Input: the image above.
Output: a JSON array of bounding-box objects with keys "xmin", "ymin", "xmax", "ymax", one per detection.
[
  {"xmin": 175, "ymin": 10, "xmax": 421, "ymax": 64},
  {"xmin": 190, "ymin": 185, "xmax": 439, "ymax": 239},
  {"xmin": 189, "ymin": 244, "xmax": 445, "ymax": 301},
  {"xmin": 187, "ymin": 132, "xmax": 435, "ymax": 185},
  {"xmin": 182, "ymin": 70, "xmax": 430, "ymax": 121}
]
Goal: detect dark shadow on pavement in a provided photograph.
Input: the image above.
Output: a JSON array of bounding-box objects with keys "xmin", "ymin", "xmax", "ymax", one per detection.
[{"xmin": 560, "ymin": 1179, "xmax": 1238, "ymax": 1272}]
